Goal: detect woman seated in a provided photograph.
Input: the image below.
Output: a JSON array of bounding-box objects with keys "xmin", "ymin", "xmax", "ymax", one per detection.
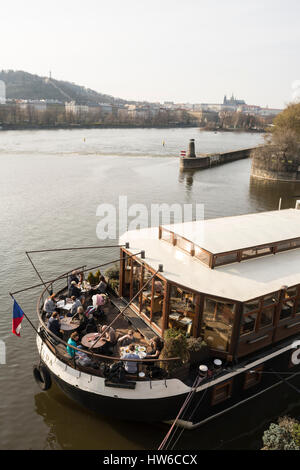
[
  {"xmin": 75, "ymin": 307, "xmax": 88, "ymax": 338},
  {"xmin": 99, "ymin": 325, "xmax": 117, "ymax": 355},
  {"xmin": 82, "ymin": 314, "xmax": 98, "ymax": 335},
  {"xmin": 69, "ymin": 281, "xmax": 81, "ymax": 299},
  {"xmin": 47, "ymin": 311, "xmax": 64, "ymax": 339},
  {"xmin": 146, "ymin": 336, "xmax": 164, "ymax": 362},
  {"xmin": 96, "ymin": 276, "xmax": 107, "ymax": 294},
  {"xmin": 43, "ymin": 294, "xmax": 56, "ymax": 318},
  {"xmin": 118, "ymin": 329, "xmax": 135, "ymax": 347}
]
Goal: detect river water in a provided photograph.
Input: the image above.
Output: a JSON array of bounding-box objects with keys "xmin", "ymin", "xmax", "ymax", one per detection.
[{"xmin": 0, "ymin": 127, "xmax": 299, "ymax": 450}]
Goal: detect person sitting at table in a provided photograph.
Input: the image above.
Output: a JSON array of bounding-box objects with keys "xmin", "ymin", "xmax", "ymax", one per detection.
[
  {"xmin": 95, "ymin": 276, "xmax": 107, "ymax": 294},
  {"xmin": 70, "ymin": 296, "xmax": 82, "ymax": 316},
  {"xmin": 146, "ymin": 336, "xmax": 164, "ymax": 359},
  {"xmin": 67, "ymin": 331, "xmax": 81, "ymax": 358},
  {"xmin": 43, "ymin": 293, "xmax": 56, "ymax": 318},
  {"xmin": 69, "ymin": 280, "xmax": 81, "ymax": 298},
  {"xmin": 121, "ymin": 343, "xmax": 140, "ymax": 375},
  {"xmin": 74, "ymin": 307, "xmax": 88, "ymax": 338},
  {"xmin": 82, "ymin": 313, "xmax": 98, "ymax": 335},
  {"xmin": 100, "ymin": 325, "xmax": 117, "ymax": 354},
  {"xmin": 118, "ymin": 329, "xmax": 135, "ymax": 347},
  {"xmin": 47, "ymin": 311, "xmax": 64, "ymax": 339},
  {"xmin": 68, "ymin": 271, "xmax": 79, "ymax": 295}
]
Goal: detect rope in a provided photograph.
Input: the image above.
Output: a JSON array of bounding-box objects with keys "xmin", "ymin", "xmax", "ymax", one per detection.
[{"xmin": 158, "ymin": 373, "xmax": 203, "ymax": 450}]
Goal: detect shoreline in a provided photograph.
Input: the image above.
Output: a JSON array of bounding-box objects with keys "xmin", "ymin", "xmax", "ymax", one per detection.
[{"xmin": 0, "ymin": 123, "xmax": 265, "ymax": 132}]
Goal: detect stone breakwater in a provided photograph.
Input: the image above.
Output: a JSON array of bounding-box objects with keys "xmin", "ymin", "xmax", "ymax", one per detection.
[{"xmin": 180, "ymin": 147, "xmax": 257, "ymax": 170}]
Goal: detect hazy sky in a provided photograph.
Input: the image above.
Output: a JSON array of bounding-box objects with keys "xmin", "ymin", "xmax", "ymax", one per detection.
[{"xmin": 1, "ymin": 0, "xmax": 300, "ymax": 108}]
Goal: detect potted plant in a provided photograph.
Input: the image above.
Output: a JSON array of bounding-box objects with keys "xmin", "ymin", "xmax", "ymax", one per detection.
[
  {"xmin": 160, "ymin": 329, "xmax": 190, "ymax": 380},
  {"xmin": 186, "ymin": 337, "xmax": 209, "ymax": 365},
  {"xmin": 105, "ymin": 265, "xmax": 120, "ymax": 294}
]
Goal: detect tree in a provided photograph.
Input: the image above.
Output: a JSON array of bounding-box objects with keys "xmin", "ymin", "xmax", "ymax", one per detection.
[{"xmin": 273, "ymin": 102, "xmax": 300, "ymax": 137}]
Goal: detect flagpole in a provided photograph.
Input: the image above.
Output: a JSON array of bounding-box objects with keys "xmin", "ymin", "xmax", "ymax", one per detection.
[{"xmin": 9, "ymin": 293, "xmax": 41, "ymax": 336}]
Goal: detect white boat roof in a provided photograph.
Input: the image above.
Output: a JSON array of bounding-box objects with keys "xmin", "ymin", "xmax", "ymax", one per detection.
[
  {"xmin": 162, "ymin": 208, "xmax": 300, "ymax": 254},
  {"xmin": 120, "ymin": 223, "xmax": 300, "ymax": 302}
]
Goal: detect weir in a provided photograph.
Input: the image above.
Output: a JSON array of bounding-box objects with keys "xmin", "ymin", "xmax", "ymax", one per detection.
[{"xmin": 180, "ymin": 139, "xmax": 259, "ymax": 170}]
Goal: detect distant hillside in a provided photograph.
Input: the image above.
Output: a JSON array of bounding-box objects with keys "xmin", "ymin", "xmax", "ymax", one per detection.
[{"xmin": 0, "ymin": 70, "xmax": 129, "ymax": 105}]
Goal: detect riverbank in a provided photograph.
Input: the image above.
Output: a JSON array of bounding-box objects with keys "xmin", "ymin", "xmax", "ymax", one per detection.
[{"xmin": 0, "ymin": 123, "xmax": 265, "ymax": 132}]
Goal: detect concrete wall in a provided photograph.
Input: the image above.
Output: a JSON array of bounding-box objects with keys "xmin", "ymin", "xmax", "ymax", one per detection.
[
  {"xmin": 180, "ymin": 147, "xmax": 254, "ymax": 170},
  {"xmin": 251, "ymin": 145, "xmax": 300, "ymax": 182}
]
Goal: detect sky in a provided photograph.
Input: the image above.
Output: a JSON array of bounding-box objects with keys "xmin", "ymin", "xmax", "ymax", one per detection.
[{"xmin": 1, "ymin": 0, "xmax": 300, "ymax": 108}]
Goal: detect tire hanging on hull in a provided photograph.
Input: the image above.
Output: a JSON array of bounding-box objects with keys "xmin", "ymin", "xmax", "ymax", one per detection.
[{"xmin": 33, "ymin": 364, "xmax": 52, "ymax": 391}]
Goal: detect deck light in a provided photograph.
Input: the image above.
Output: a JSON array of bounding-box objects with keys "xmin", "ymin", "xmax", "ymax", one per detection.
[
  {"xmin": 158, "ymin": 264, "xmax": 163, "ymax": 272},
  {"xmin": 125, "ymin": 242, "xmax": 130, "ymax": 249},
  {"xmin": 141, "ymin": 250, "xmax": 145, "ymax": 259}
]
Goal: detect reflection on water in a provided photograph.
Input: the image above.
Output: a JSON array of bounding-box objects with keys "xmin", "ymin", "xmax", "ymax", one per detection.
[{"xmin": 249, "ymin": 177, "xmax": 300, "ymax": 211}]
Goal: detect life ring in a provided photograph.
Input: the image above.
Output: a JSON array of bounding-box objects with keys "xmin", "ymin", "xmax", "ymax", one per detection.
[{"xmin": 33, "ymin": 364, "xmax": 52, "ymax": 391}]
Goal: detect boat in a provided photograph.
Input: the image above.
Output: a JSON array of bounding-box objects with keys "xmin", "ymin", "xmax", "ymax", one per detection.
[{"xmin": 32, "ymin": 205, "xmax": 300, "ymax": 427}]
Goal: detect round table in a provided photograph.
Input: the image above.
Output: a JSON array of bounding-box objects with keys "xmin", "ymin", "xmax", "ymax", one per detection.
[
  {"xmin": 120, "ymin": 345, "xmax": 147, "ymax": 359},
  {"xmin": 81, "ymin": 332, "xmax": 106, "ymax": 349},
  {"xmin": 59, "ymin": 317, "xmax": 80, "ymax": 331}
]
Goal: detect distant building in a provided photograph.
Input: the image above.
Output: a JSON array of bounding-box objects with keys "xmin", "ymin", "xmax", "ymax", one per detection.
[
  {"xmin": 0, "ymin": 80, "xmax": 6, "ymax": 104},
  {"xmin": 223, "ymin": 94, "xmax": 245, "ymax": 106}
]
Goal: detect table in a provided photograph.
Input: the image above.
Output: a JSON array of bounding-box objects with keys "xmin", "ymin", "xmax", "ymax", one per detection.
[
  {"xmin": 81, "ymin": 332, "xmax": 106, "ymax": 349},
  {"xmin": 59, "ymin": 317, "xmax": 80, "ymax": 331},
  {"xmin": 120, "ymin": 345, "xmax": 147, "ymax": 359},
  {"xmin": 56, "ymin": 300, "xmax": 74, "ymax": 313}
]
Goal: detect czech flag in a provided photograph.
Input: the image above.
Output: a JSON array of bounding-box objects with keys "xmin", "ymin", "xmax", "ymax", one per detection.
[{"xmin": 12, "ymin": 298, "xmax": 25, "ymax": 337}]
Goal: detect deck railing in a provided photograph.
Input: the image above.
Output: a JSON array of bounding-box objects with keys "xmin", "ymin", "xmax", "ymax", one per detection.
[{"xmin": 36, "ymin": 278, "xmax": 182, "ymax": 380}]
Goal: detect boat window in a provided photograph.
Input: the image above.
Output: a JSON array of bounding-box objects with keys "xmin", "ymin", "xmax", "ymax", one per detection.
[
  {"xmin": 175, "ymin": 236, "xmax": 193, "ymax": 254},
  {"xmin": 122, "ymin": 255, "xmax": 132, "ymax": 299},
  {"xmin": 161, "ymin": 229, "xmax": 173, "ymax": 244},
  {"xmin": 290, "ymin": 238, "xmax": 300, "ymax": 249},
  {"xmin": 243, "ymin": 365, "xmax": 263, "ymax": 389},
  {"xmin": 240, "ymin": 313, "xmax": 258, "ymax": 336},
  {"xmin": 168, "ymin": 285, "xmax": 196, "ymax": 336},
  {"xmin": 214, "ymin": 252, "xmax": 238, "ymax": 266},
  {"xmin": 276, "ymin": 241, "xmax": 293, "ymax": 252},
  {"xmin": 202, "ymin": 297, "xmax": 235, "ymax": 351},
  {"xmin": 151, "ymin": 277, "xmax": 165, "ymax": 330},
  {"xmin": 262, "ymin": 292, "xmax": 279, "ymax": 307},
  {"xmin": 285, "ymin": 286, "xmax": 298, "ymax": 299},
  {"xmin": 194, "ymin": 245, "xmax": 211, "ymax": 266},
  {"xmin": 211, "ymin": 380, "xmax": 233, "ymax": 405},
  {"xmin": 241, "ymin": 246, "xmax": 272, "ymax": 259},
  {"xmin": 131, "ymin": 260, "xmax": 143, "ymax": 309},
  {"xmin": 243, "ymin": 299, "xmax": 260, "ymax": 314},
  {"xmin": 294, "ymin": 298, "xmax": 300, "ymax": 316},
  {"xmin": 259, "ymin": 305, "xmax": 275, "ymax": 329},
  {"xmin": 140, "ymin": 268, "xmax": 153, "ymax": 320},
  {"xmin": 279, "ymin": 300, "xmax": 294, "ymax": 321}
]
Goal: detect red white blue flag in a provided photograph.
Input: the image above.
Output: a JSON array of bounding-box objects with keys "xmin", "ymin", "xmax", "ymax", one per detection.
[{"xmin": 12, "ymin": 298, "xmax": 25, "ymax": 337}]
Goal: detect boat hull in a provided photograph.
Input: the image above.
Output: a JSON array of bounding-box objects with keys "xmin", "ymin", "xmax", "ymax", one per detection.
[{"xmin": 36, "ymin": 335, "xmax": 300, "ymax": 425}]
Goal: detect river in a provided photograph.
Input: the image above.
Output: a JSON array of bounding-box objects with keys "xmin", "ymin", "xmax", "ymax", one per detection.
[{"xmin": 0, "ymin": 127, "xmax": 299, "ymax": 450}]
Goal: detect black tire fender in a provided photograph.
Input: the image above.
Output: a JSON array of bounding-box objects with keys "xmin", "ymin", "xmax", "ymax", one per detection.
[{"xmin": 33, "ymin": 364, "xmax": 52, "ymax": 391}]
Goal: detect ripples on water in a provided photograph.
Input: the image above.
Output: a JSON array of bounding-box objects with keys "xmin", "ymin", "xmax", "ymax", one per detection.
[{"xmin": 0, "ymin": 128, "xmax": 299, "ymax": 449}]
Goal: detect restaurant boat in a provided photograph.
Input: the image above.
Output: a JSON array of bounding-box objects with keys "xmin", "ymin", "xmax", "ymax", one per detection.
[{"xmin": 34, "ymin": 206, "xmax": 300, "ymax": 427}]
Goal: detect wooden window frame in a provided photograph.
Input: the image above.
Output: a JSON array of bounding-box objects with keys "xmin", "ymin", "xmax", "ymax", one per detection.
[
  {"xmin": 211, "ymin": 380, "xmax": 233, "ymax": 406},
  {"xmin": 243, "ymin": 365, "xmax": 263, "ymax": 390}
]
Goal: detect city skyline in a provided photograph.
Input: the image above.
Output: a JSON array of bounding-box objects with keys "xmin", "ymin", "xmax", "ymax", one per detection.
[{"xmin": 1, "ymin": 0, "xmax": 300, "ymax": 108}]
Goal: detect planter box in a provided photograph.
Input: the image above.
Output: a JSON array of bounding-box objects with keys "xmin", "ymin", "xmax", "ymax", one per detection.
[{"xmin": 188, "ymin": 347, "xmax": 210, "ymax": 366}]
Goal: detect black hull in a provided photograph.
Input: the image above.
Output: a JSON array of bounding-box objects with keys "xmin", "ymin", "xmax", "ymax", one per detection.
[
  {"xmin": 51, "ymin": 371, "xmax": 187, "ymax": 422},
  {"xmin": 44, "ymin": 343, "xmax": 300, "ymax": 425}
]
